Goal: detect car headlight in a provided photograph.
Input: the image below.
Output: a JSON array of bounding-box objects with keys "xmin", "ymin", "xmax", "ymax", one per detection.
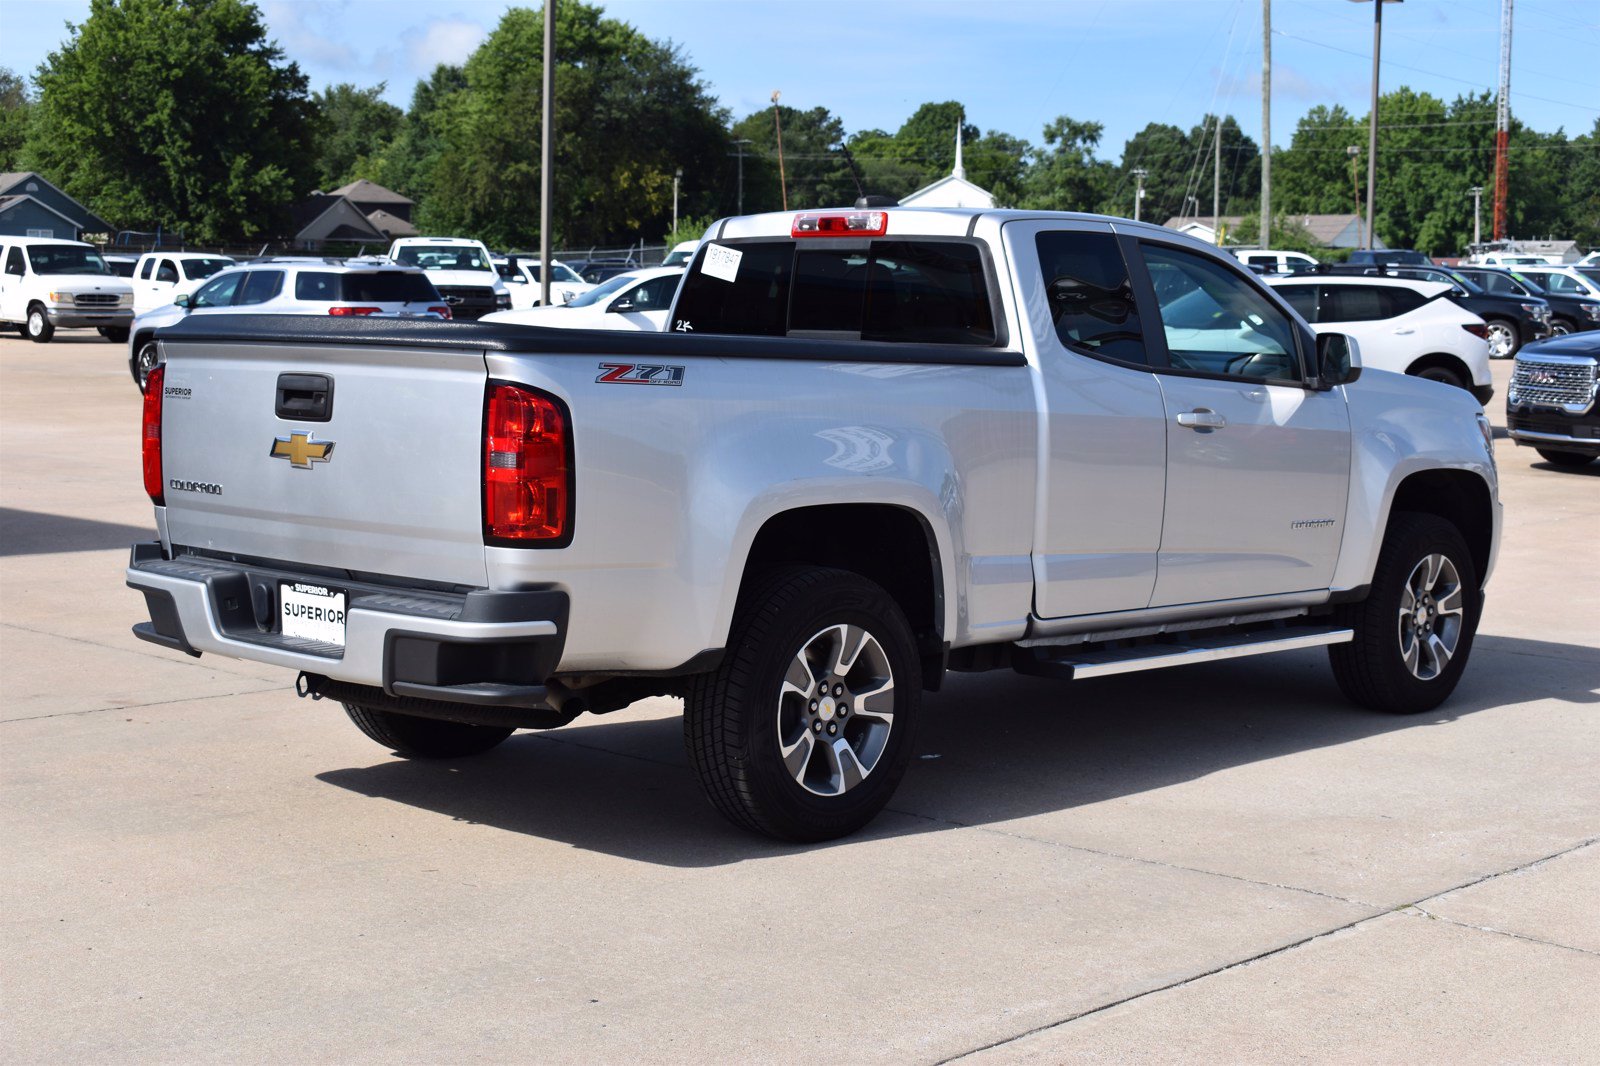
[
  {"xmin": 47, "ymin": 291, "xmax": 74, "ymax": 304},
  {"xmin": 1475, "ymin": 412, "xmax": 1497, "ymax": 472},
  {"xmin": 1519, "ymin": 302, "xmax": 1547, "ymax": 318},
  {"xmin": 1583, "ymin": 304, "xmax": 1600, "ymax": 321},
  {"xmin": 495, "ymin": 292, "xmax": 511, "ymax": 309}
]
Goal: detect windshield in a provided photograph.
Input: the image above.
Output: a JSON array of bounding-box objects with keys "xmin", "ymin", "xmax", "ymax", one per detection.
[
  {"xmin": 27, "ymin": 246, "xmax": 111, "ymax": 275},
  {"xmin": 517, "ymin": 262, "xmax": 585, "ymax": 284},
  {"xmin": 393, "ymin": 245, "xmax": 491, "ymax": 272},
  {"xmin": 182, "ymin": 257, "xmax": 233, "ymax": 280},
  {"xmin": 566, "ymin": 273, "xmax": 638, "ymax": 308},
  {"xmin": 1508, "ymin": 271, "xmax": 1548, "ymax": 294}
]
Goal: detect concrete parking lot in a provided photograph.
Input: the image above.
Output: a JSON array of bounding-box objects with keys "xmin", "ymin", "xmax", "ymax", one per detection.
[{"xmin": 2, "ymin": 331, "xmax": 1597, "ymax": 1063}]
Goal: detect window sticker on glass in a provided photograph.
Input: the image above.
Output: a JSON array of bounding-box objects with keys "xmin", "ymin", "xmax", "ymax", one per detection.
[{"xmin": 701, "ymin": 243, "xmax": 743, "ymax": 283}]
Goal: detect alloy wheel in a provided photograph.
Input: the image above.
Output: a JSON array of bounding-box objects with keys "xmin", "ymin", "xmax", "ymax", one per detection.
[
  {"xmin": 1396, "ymin": 553, "xmax": 1465, "ymax": 681},
  {"xmin": 776, "ymin": 623, "xmax": 895, "ymax": 797}
]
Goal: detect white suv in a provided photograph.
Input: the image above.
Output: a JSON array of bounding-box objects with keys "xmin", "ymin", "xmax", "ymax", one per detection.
[
  {"xmin": 1267, "ymin": 275, "xmax": 1495, "ymax": 403},
  {"xmin": 128, "ymin": 260, "xmax": 449, "ymax": 390},
  {"xmin": 131, "ymin": 252, "xmax": 235, "ymax": 314},
  {"xmin": 0, "ymin": 237, "xmax": 134, "ymax": 343},
  {"xmin": 493, "ymin": 256, "xmax": 593, "ymax": 310},
  {"xmin": 1235, "ymin": 249, "xmax": 1319, "ymax": 274},
  {"xmin": 1513, "ymin": 265, "xmax": 1600, "ymax": 302}
]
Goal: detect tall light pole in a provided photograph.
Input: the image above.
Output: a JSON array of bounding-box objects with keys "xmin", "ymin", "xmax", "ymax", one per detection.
[
  {"xmin": 1350, "ymin": 0, "xmax": 1401, "ymax": 250},
  {"xmin": 771, "ymin": 90, "xmax": 788, "ymax": 211},
  {"xmin": 672, "ymin": 167, "xmax": 682, "ymax": 240},
  {"xmin": 1469, "ymin": 185, "xmax": 1484, "ymax": 247},
  {"xmin": 539, "ymin": 0, "xmax": 555, "ymax": 307},
  {"xmin": 1213, "ymin": 115, "xmax": 1223, "ymax": 245},
  {"xmin": 1261, "ymin": 0, "xmax": 1272, "ymax": 249},
  {"xmin": 1132, "ymin": 167, "xmax": 1148, "ymax": 223}
]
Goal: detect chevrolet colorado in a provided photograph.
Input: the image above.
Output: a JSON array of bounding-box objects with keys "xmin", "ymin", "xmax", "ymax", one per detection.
[{"xmin": 128, "ymin": 207, "xmax": 1502, "ymax": 841}]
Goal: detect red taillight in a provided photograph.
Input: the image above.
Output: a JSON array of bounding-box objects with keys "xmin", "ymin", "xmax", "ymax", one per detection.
[
  {"xmin": 484, "ymin": 383, "xmax": 570, "ymax": 543},
  {"xmin": 1462, "ymin": 322, "xmax": 1490, "ymax": 339},
  {"xmin": 792, "ymin": 210, "xmax": 888, "ymax": 237},
  {"xmin": 427, "ymin": 305, "xmax": 452, "ymax": 320},
  {"xmin": 328, "ymin": 306, "xmax": 382, "ymax": 316},
  {"xmin": 142, "ymin": 365, "xmax": 164, "ymax": 504}
]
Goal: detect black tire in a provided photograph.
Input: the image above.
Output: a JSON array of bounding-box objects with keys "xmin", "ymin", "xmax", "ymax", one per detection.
[
  {"xmin": 684, "ymin": 566, "xmax": 920, "ymax": 842},
  {"xmin": 1548, "ymin": 317, "xmax": 1575, "ymax": 337},
  {"xmin": 1535, "ymin": 448, "xmax": 1596, "ymax": 468},
  {"xmin": 133, "ymin": 339, "xmax": 159, "ymax": 391},
  {"xmin": 1413, "ymin": 364, "xmax": 1466, "ymax": 391},
  {"xmin": 1482, "ymin": 318, "xmax": 1519, "ymax": 359},
  {"xmin": 25, "ymin": 306, "xmax": 54, "ymax": 343},
  {"xmin": 98, "ymin": 326, "xmax": 130, "ymax": 344},
  {"xmin": 342, "ymin": 703, "xmax": 513, "ymax": 758},
  {"xmin": 1330, "ymin": 512, "xmax": 1481, "ymax": 715}
]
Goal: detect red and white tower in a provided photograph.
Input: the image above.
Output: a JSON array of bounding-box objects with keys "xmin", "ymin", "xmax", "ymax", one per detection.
[{"xmin": 1493, "ymin": 0, "xmax": 1513, "ymax": 241}]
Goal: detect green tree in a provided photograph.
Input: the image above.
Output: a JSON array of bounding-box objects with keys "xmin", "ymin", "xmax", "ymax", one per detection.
[
  {"xmin": 0, "ymin": 68, "xmax": 29, "ymax": 171},
  {"xmin": 25, "ymin": 0, "xmax": 314, "ymax": 240},
  {"xmin": 1019, "ymin": 116, "xmax": 1114, "ymax": 211},
  {"xmin": 1565, "ymin": 118, "xmax": 1600, "ymax": 248},
  {"xmin": 309, "ymin": 83, "xmax": 402, "ymax": 191},
  {"xmin": 366, "ymin": 64, "xmax": 467, "ymax": 207},
  {"xmin": 1271, "ymin": 104, "xmax": 1366, "ymax": 218},
  {"xmin": 418, "ymin": 3, "xmax": 731, "ymax": 249},
  {"xmin": 1111, "ymin": 122, "xmax": 1193, "ymax": 222},
  {"xmin": 730, "ymin": 104, "xmax": 855, "ymax": 213}
]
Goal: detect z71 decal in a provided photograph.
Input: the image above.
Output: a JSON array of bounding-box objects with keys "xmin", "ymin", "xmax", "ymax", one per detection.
[{"xmin": 596, "ymin": 362, "xmax": 686, "ymax": 386}]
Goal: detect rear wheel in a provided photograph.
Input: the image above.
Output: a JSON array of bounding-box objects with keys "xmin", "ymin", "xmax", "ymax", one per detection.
[
  {"xmin": 1483, "ymin": 319, "xmax": 1519, "ymax": 359},
  {"xmin": 1330, "ymin": 512, "xmax": 1480, "ymax": 714},
  {"xmin": 1414, "ymin": 364, "xmax": 1465, "ymax": 391},
  {"xmin": 26, "ymin": 306, "xmax": 54, "ymax": 343},
  {"xmin": 134, "ymin": 340, "xmax": 159, "ymax": 391},
  {"xmin": 1535, "ymin": 448, "xmax": 1596, "ymax": 468},
  {"xmin": 342, "ymin": 703, "xmax": 513, "ymax": 758},
  {"xmin": 684, "ymin": 566, "xmax": 920, "ymax": 842}
]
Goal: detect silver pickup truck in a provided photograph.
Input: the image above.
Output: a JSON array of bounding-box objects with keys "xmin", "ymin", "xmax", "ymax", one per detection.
[{"xmin": 128, "ymin": 207, "xmax": 1502, "ymax": 841}]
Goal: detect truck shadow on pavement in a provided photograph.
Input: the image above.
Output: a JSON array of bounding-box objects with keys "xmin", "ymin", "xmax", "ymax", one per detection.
[
  {"xmin": 0, "ymin": 507, "xmax": 155, "ymax": 557},
  {"xmin": 316, "ymin": 634, "xmax": 1598, "ymax": 867}
]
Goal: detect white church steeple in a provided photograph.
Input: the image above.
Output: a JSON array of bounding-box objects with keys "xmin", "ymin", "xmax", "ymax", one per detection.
[{"xmin": 953, "ymin": 119, "xmax": 966, "ymax": 180}]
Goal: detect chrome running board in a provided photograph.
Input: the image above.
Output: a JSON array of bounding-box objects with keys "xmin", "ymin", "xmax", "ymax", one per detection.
[{"xmin": 1014, "ymin": 624, "xmax": 1353, "ymax": 682}]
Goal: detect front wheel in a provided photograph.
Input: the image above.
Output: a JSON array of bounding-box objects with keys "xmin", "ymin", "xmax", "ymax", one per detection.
[
  {"xmin": 98, "ymin": 326, "xmax": 130, "ymax": 344},
  {"xmin": 1330, "ymin": 512, "xmax": 1480, "ymax": 714},
  {"xmin": 342, "ymin": 703, "xmax": 513, "ymax": 758},
  {"xmin": 684, "ymin": 567, "xmax": 920, "ymax": 842},
  {"xmin": 1547, "ymin": 317, "xmax": 1575, "ymax": 337},
  {"xmin": 1483, "ymin": 319, "xmax": 1519, "ymax": 359},
  {"xmin": 1535, "ymin": 448, "xmax": 1596, "ymax": 468},
  {"xmin": 26, "ymin": 307, "xmax": 54, "ymax": 343}
]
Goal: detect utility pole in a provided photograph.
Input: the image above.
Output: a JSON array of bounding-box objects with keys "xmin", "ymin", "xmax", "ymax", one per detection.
[
  {"xmin": 1354, "ymin": 0, "xmax": 1399, "ymax": 250},
  {"xmin": 1348, "ymin": 145, "xmax": 1362, "ymax": 222},
  {"xmin": 1132, "ymin": 167, "xmax": 1148, "ymax": 223},
  {"xmin": 1494, "ymin": 0, "xmax": 1513, "ymax": 241},
  {"xmin": 672, "ymin": 167, "xmax": 682, "ymax": 240},
  {"xmin": 1261, "ymin": 0, "xmax": 1271, "ymax": 249},
  {"xmin": 771, "ymin": 90, "xmax": 788, "ymax": 211},
  {"xmin": 1213, "ymin": 116, "xmax": 1223, "ymax": 245},
  {"xmin": 1469, "ymin": 185, "xmax": 1484, "ymax": 247},
  {"xmin": 730, "ymin": 139, "xmax": 752, "ymax": 215},
  {"xmin": 539, "ymin": 0, "xmax": 555, "ymax": 307}
]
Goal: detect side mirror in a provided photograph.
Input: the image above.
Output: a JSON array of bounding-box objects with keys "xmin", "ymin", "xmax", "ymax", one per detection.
[
  {"xmin": 1316, "ymin": 332, "xmax": 1362, "ymax": 388},
  {"xmin": 607, "ymin": 298, "xmax": 635, "ymax": 314},
  {"xmin": 173, "ymin": 293, "xmax": 192, "ymax": 309}
]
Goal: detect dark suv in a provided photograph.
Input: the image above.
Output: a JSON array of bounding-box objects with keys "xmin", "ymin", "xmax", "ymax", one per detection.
[
  {"xmin": 1454, "ymin": 266, "xmax": 1600, "ymax": 337},
  {"xmin": 1507, "ymin": 331, "xmax": 1600, "ymax": 468},
  {"xmin": 1347, "ymin": 249, "xmax": 1431, "ymax": 267}
]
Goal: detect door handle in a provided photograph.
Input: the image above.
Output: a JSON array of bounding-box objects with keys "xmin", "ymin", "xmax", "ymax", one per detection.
[
  {"xmin": 1393, "ymin": 327, "xmax": 1415, "ymax": 335},
  {"xmin": 1176, "ymin": 409, "xmax": 1227, "ymax": 430}
]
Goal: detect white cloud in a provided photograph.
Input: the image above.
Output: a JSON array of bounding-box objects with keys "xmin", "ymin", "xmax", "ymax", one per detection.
[
  {"xmin": 260, "ymin": 0, "xmax": 361, "ymax": 72},
  {"xmin": 403, "ymin": 17, "xmax": 487, "ymax": 73}
]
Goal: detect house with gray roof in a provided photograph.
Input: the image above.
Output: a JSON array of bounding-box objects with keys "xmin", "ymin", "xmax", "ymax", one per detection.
[
  {"xmin": 293, "ymin": 179, "xmax": 418, "ymax": 244},
  {"xmin": 0, "ymin": 172, "xmax": 113, "ymax": 240},
  {"xmin": 1162, "ymin": 212, "xmax": 1384, "ymax": 250}
]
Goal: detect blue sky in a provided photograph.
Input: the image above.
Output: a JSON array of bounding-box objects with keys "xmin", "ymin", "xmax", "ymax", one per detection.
[{"xmin": 4, "ymin": 0, "xmax": 1597, "ymax": 161}]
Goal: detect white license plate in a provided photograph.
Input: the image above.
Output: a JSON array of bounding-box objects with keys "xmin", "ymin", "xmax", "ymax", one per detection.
[{"xmin": 280, "ymin": 582, "xmax": 347, "ymax": 647}]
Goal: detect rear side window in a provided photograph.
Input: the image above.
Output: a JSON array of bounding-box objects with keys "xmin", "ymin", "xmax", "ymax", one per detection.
[
  {"xmin": 672, "ymin": 239, "xmax": 996, "ymax": 345},
  {"xmin": 338, "ymin": 272, "xmax": 439, "ymax": 302},
  {"xmin": 295, "ymin": 272, "xmax": 340, "ymax": 301},
  {"xmin": 236, "ymin": 270, "xmax": 284, "ymax": 306},
  {"xmin": 1277, "ymin": 284, "xmax": 1319, "ymax": 321},
  {"xmin": 1034, "ymin": 230, "xmax": 1145, "ymax": 365},
  {"xmin": 1320, "ymin": 285, "xmax": 1423, "ymax": 321}
]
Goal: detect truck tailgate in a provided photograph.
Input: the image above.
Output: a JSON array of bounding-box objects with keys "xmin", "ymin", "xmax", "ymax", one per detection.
[{"xmin": 157, "ymin": 336, "xmax": 489, "ymax": 587}]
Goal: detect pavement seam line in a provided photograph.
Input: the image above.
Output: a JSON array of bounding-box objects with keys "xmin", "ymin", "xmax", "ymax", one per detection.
[
  {"xmin": 1403, "ymin": 906, "xmax": 1600, "ymax": 958},
  {"xmin": 936, "ymin": 836, "xmax": 1600, "ymax": 1063},
  {"xmin": 0, "ymin": 684, "xmax": 286, "ymax": 724}
]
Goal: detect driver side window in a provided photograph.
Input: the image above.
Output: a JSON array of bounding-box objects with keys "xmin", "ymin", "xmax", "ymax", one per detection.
[
  {"xmin": 192, "ymin": 272, "xmax": 243, "ymax": 308},
  {"xmin": 1141, "ymin": 244, "xmax": 1302, "ymax": 382}
]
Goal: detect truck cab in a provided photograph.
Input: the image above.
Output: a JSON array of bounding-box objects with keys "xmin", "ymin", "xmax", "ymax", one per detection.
[{"xmin": 387, "ymin": 236, "xmax": 509, "ymax": 319}]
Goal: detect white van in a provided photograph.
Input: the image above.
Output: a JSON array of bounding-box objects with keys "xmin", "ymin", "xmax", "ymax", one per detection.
[
  {"xmin": 0, "ymin": 237, "xmax": 135, "ymax": 342},
  {"xmin": 131, "ymin": 252, "xmax": 235, "ymax": 314}
]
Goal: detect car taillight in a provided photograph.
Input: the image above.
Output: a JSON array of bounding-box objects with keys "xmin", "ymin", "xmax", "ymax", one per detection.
[
  {"xmin": 792, "ymin": 210, "xmax": 888, "ymax": 237},
  {"xmin": 1462, "ymin": 323, "xmax": 1490, "ymax": 339},
  {"xmin": 428, "ymin": 305, "xmax": 452, "ymax": 320},
  {"xmin": 143, "ymin": 365, "xmax": 164, "ymax": 504},
  {"xmin": 328, "ymin": 306, "xmax": 382, "ymax": 316},
  {"xmin": 484, "ymin": 383, "xmax": 571, "ymax": 543}
]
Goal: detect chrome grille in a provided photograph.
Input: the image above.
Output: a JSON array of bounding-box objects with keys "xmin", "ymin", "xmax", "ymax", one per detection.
[
  {"xmin": 1511, "ymin": 357, "xmax": 1597, "ymax": 413},
  {"xmin": 73, "ymin": 292, "xmax": 122, "ymax": 307}
]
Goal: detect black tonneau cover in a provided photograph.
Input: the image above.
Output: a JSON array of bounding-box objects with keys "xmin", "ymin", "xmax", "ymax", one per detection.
[{"xmin": 155, "ymin": 314, "xmax": 1027, "ymax": 368}]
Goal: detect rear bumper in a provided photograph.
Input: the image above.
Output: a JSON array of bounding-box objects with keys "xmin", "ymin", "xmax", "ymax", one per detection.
[
  {"xmin": 125, "ymin": 543, "xmax": 566, "ymax": 706},
  {"xmin": 1471, "ymin": 383, "xmax": 1496, "ymax": 406}
]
